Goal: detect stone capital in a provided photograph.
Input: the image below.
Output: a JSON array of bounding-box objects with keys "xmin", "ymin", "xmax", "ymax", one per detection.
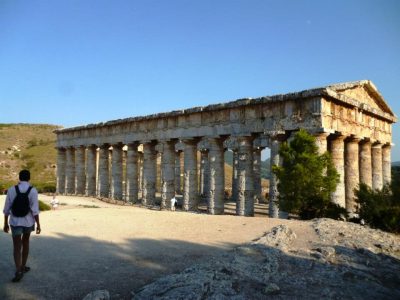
[{"xmin": 99, "ymin": 143, "xmax": 110, "ymax": 150}]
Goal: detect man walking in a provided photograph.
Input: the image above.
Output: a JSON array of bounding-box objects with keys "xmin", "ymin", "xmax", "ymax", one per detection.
[{"xmin": 3, "ymin": 170, "xmax": 41, "ymax": 282}]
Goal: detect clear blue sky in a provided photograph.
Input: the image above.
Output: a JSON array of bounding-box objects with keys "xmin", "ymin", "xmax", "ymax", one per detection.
[{"xmin": 1, "ymin": 0, "xmax": 399, "ymax": 160}]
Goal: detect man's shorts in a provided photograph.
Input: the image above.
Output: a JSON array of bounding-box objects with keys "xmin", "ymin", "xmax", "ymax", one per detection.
[{"xmin": 10, "ymin": 225, "xmax": 35, "ymax": 237}]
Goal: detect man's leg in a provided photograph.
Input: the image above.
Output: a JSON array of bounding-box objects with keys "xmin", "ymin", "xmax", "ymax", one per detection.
[
  {"xmin": 21, "ymin": 232, "xmax": 31, "ymax": 269},
  {"xmin": 12, "ymin": 235, "xmax": 22, "ymax": 272}
]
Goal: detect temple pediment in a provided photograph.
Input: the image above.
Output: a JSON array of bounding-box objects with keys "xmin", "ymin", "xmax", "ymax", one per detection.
[{"xmin": 326, "ymin": 80, "xmax": 395, "ymax": 117}]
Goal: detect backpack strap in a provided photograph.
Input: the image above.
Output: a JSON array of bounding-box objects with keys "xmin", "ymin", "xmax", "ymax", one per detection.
[
  {"xmin": 15, "ymin": 185, "xmax": 32, "ymax": 195},
  {"xmin": 26, "ymin": 186, "xmax": 33, "ymax": 195}
]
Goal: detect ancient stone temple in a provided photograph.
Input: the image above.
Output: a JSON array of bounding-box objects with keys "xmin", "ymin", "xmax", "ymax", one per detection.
[{"xmin": 55, "ymin": 80, "xmax": 396, "ymax": 217}]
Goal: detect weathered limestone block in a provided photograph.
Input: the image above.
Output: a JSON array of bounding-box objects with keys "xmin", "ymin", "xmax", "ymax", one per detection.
[
  {"xmin": 98, "ymin": 144, "xmax": 110, "ymax": 198},
  {"xmin": 183, "ymin": 139, "xmax": 199, "ymax": 211},
  {"xmin": 85, "ymin": 145, "xmax": 97, "ymax": 196},
  {"xmin": 126, "ymin": 142, "xmax": 139, "ymax": 203},
  {"xmin": 236, "ymin": 136, "xmax": 254, "ymax": 216},
  {"xmin": 382, "ymin": 144, "xmax": 391, "ymax": 185},
  {"xmin": 253, "ymin": 147, "xmax": 262, "ymax": 204},
  {"xmin": 269, "ymin": 138, "xmax": 281, "ymax": 218},
  {"xmin": 208, "ymin": 137, "xmax": 225, "ymax": 215},
  {"xmin": 345, "ymin": 137, "xmax": 360, "ymax": 216},
  {"xmin": 75, "ymin": 146, "xmax": 86, "ymax": 195},
  {"xmin": 314, "ymin": 132, "xmax": 329, "ymax": 154},
  {"xmin": 161, "ymin": 140, "xmax": 175, "ymax": 209},
  {"xmin": 111, "ymin": 143, "xmax": 123, "ymax": 200},
  {"xmin": 142, "ymin": 142, "xmax": 157, "ymax": 206},
  {"xmin": 359, "ymin": 140, "xmax": 372, "ymax": 187},
  {"xmin": 65, "ymin": 147, "xmax": 76, "ymax": 194},
  {"xmin": 56, "ymin": 148, "xmax": 66, "ymax": 194},
  {"xmin": 174, "ymin": 151, "xmax": 182, "ymax": 194},
  {"xmin": 330, "ymin": 136, "xmax": 345, "ymax": 208},
  {"xmin": 372, "ymin": 143, "xmax": 383, "ymax": 190}
]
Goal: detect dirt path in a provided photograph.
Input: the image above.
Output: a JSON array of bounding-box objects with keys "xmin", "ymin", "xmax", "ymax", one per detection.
[{"xmin": 0, "ymin": 195, "xmax": 314, "ymax": 300}]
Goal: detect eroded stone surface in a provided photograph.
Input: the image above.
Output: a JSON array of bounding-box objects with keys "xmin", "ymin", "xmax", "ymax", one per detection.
[{"xmin": 132, "ymin": 220, "xmax": 400, "ymax": 299}]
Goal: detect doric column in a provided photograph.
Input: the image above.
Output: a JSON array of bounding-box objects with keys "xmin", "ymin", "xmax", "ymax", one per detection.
[
  {"xmin": 269, "ymin": 137, "xmax": 281, "ymax": 218},
  {"xmin": 382, "ymin": 144, "xmax": 392, "ymax": 185},
  {"xmin": 330, "ymin": 135, "xmax": 346, "ymax": 208},
  {"xmin": 236, "ymin": 136, "xmax": 255, "ymax": 216},
  {"xmin": 183, "ymin": 139, "xmax": 199, "ymax": 211},
  {"xmin": 345, "ymin": 137, "xmax": 360, "ymax": 216},
  {"xmin": 65, "ymin": 147, "xmax": 75, "ymax": 195},
  {"xmin": 56, "ymin": 147, "xmax": 66, "ymax": 194},
  {"xmin": 253, "ymin": 147, "xmax": 262, "ymax": 204},
  {"xmin": 208, "ymin": 137, "xmax": 225, "ymax": 214},
  {"xmin": 142, "ymin": 141, "xmax": 157, "ymax": 206},
  {"xmin": 75, "ymin": 146, "xmax": 86, "ymax": 195},
  {"xmin": 138, "ymin": 151, "xmax": 143, "ymax": 196},
  {"xmin": 175, "ymin": 151, "xmax": 182, "ymax": 194},
  {"xmin": 231, "ymin": 150, "xmax": 238, "ymax": 202},
  {"xmin": 111, "ymin": 143, "xmax": 123, "ymax": 200},
  {"xmin": 314, "ymin": 132, "xmax": 329, "ymax": 154},
  {"xmin": 372, "ymin": 143, "xmax": 383, "ymax": 190},
  {"xmin": 85, "ymin": 145, "xmax": 97, "ymax": 196},
  {"xmin": 161, "ymin": 140, "xmax": 176, "ymax": 209},
  {"xmin": 359, "ymin": 140, "xmax": 372, "ymax": 187},
  {"xmin": 126, "ymin": 142, "xmax": 139, "ymax": 203},
  {"xmin": 98, "ymin": 144, "xmax": 110, "ymax": 198},
  {"xmin": 200, "ymin": 149, "xmax": 210, "ymax": 198}
]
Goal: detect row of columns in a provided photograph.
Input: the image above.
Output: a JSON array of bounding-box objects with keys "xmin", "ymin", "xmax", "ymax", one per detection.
[
  {"xmin": 325, "ymin": 135, "xmax": 391, "ymax": 215},
  {"xmin": 57, "ymin": 133, "xmax": 392, "ymax": 217},
  {"xmin": 57, "ymin": 136, "xmax": 264, "ymax": 216}
]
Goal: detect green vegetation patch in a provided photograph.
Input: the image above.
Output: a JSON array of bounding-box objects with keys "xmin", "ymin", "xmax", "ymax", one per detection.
[{"xmin": 39, "ymin": 200, "xmax": 51, "ymax": 211}]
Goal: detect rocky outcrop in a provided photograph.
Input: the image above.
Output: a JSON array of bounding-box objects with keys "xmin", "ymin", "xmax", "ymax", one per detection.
[{"xmin": 131, "ymin": 220, "xmax": 400, "ymax": 299}]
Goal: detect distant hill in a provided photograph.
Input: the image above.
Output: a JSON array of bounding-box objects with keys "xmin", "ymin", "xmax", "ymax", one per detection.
[
  {"xmin": 0, "ymin": 124, "xmax": 61, "ymax": 190},
  {"xmin": 392, "ymin": 161, "xmax": 400, "ymax": 167},
  {"xmin": 224, "ymin": 151, "xmax": 270, "ymax": 179}
]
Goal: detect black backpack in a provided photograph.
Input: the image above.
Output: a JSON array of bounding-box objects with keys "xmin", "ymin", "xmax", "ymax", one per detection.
[{"xmin": 11, "ymin": 185, "xmax": 32, "ymax": 217}]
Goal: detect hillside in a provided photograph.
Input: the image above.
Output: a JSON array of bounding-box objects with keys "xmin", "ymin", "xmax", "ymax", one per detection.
[
  {"xmin": 224, "ymin": 151, "xmax": 270, "ymax": 179},
  {"xmin": 0, "ymin": 124, "xmax": 60, "ymax": 190}
]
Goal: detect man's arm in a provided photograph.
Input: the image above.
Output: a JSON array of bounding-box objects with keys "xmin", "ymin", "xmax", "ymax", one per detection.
[
  {"xmin": 3, "ymin": 189, "xmax": 12, "ymax": 233},
  {"xmin": 34, "ymin": 215, "xmax": 41, "ymax": 234},
  {"xmin": 3, "ymin": 214, "xmax": 9, "ymax": 233},
  {"xmin": 30, "ymin": 188, "xmax": 41, "ymax": 234}
]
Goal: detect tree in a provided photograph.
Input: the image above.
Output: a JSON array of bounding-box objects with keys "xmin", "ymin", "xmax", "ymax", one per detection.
[
  {"xmin": 273, "ymin": 129, "xmax": 345, "ymax": 219},
  {"xmin": 355, "ymin": 167, "xmax": 400, "ymax": 233}
]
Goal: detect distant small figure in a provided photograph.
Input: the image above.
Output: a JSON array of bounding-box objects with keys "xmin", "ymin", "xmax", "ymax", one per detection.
[
  {"xmin": 170, "ymin": 197, "xmax": 177, "ymax": 211},
  {"xmin": 50, "ymin": 195, "xmax": 59, "ymax": 210}
]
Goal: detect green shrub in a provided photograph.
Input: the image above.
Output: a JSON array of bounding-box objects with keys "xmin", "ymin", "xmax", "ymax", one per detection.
[
  {"xmin": 34, "ymin": 182, "xmax": 56, "ymax": 193},
  {"xmin": 355, "ymin": 182, "xmax": 400, "ymax": 233},
  {"xmin": 39, "ymin": 200, "xmax": 51, "ymax": 211}
]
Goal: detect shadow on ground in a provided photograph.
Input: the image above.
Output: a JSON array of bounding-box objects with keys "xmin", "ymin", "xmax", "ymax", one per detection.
[
  {"xmin": 0, "ymin": 233, "xmax": 234, "ymax": 299},
  {"xmin": 1, "ymin": 227, "xmax": 399, "ymax": 299}
]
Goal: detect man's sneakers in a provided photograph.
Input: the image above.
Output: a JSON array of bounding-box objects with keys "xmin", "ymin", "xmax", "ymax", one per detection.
[
  {"xmin": 23, "ymin": 266, "xmax": 31, "ymax": 273},
  {"xmin": 11, "ymin": 266, "xmax": 30, "ymax": 282},
  {"xmin": 11, "ymin": 271, "xmax": 23, "ymax": 282}
]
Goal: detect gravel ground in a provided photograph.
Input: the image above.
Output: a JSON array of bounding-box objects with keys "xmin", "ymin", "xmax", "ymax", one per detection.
[{"xmin": 0, "ymin": 194, "xmax": 300, "ymax": 300}]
